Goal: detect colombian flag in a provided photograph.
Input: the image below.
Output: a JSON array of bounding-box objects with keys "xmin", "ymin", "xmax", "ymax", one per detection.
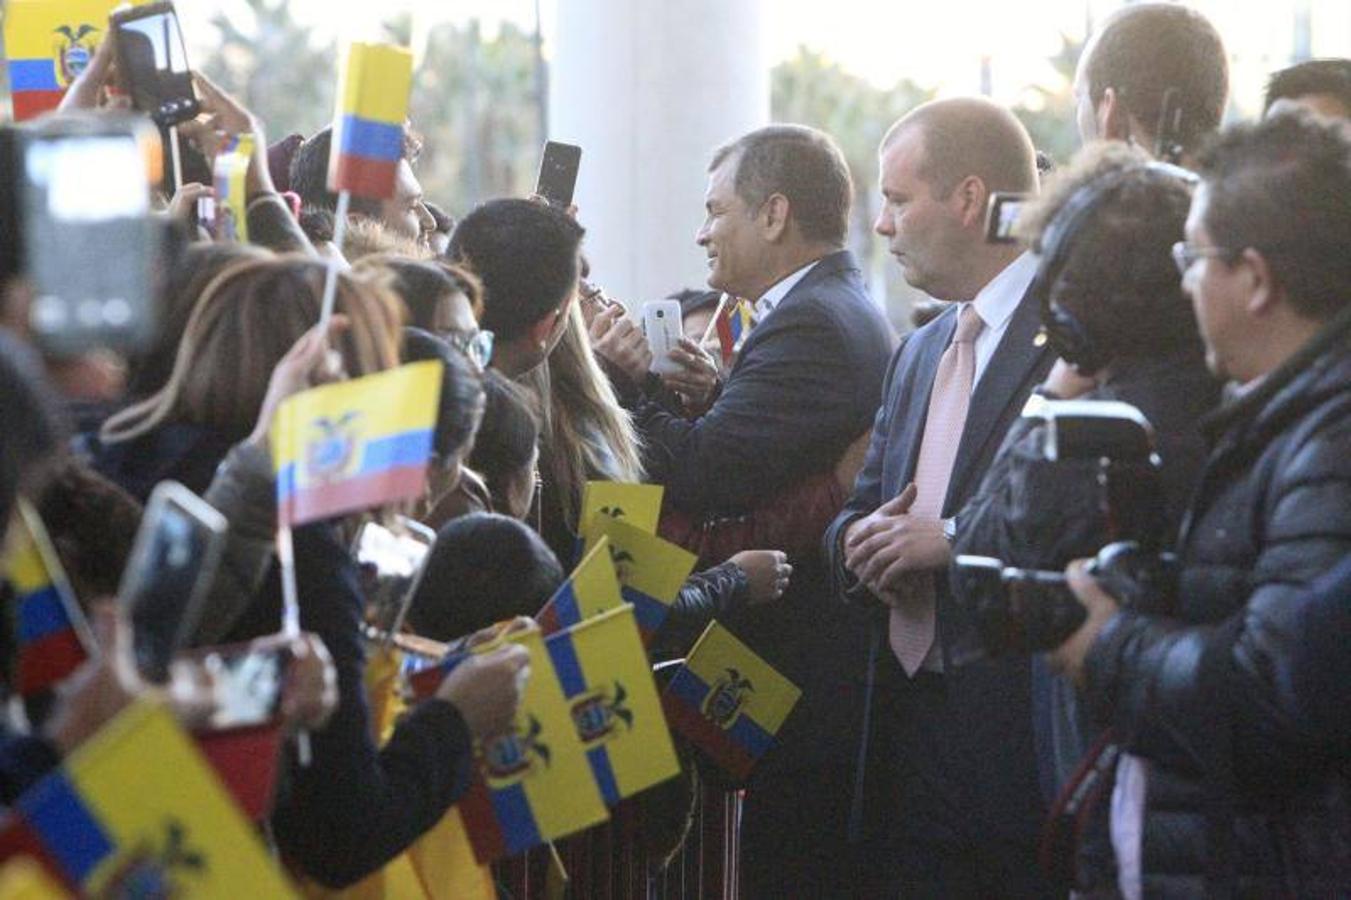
[
  {"xmin": 452, "ymin": 625, "xmax": 608, "ymax": 862},
  {"xmin": 0, "ymin": 699, "xmax": 296, "ymax": 896},
  {"xmin": 661, "ymin": 622, "xmax": 801, "ymax": 781},
  {"xmin": 578, "ymin": 480, "xmax": 664, "ymax": 555},
  {"xmin": 3, "ymin": 503, "xmax": 91, "ymax": 698},
  {"xmin": 213, "ymin": 133, "xmax": 253, "ymax": 243},
  {"xmin": 545, "ymin": 605, "xmax": 679, "ymax": 806},
  {"xmin": 590, "ymin": 515, "xmax": 696, "ymax": 644},
  {"xmin": 328, "ymin": 42, "xmax": 414, "ymax": 199},
  {"xmin": 271, "ymin": 361, "xmax": 442, "ymax": 527},
  {"xmin": 535, "ymin": 538, "xmax": 624, "ymax": 636},
  {"xmin": 3, "ymin": 0, "xmax": 121, "ymax": 120},
  {"xmin": 715, "ymin": 298, "xmax": 754, "ymax": 366}
]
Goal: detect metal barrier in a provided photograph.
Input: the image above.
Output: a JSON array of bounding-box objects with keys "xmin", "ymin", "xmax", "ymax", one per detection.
[{"xmin": 493, "ymin": 779, "xmax": 742, "ymax": 899}]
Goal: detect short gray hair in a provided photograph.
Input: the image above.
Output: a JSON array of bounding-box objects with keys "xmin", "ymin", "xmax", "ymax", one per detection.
[{"xmin": 710, "ymin": 124, "xmax": 852, "ymax": 246}]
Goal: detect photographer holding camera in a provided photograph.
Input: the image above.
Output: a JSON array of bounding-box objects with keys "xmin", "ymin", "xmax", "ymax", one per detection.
[
  {"xmin": 951, "ymin": 143, "xmax": 1222, "ymax": 891},
  {"xmin": 1051, "ymin": 112, "xmax": 1351, "ymax": 897}
]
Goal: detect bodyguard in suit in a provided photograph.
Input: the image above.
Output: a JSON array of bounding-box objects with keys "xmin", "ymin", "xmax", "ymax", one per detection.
[
  {"xmin": 620, "ymin": 125, "xmax": 894, "ymax": 896},
  {"xmin": 824, "ymin": 98, "xmax": 1055, "ymax": 896}
]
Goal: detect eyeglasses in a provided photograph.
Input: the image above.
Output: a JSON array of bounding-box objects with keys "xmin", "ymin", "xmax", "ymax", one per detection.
[
  {"xmin": 444, "ymin": 329, "xmax": 494, "ymax": 369},
  {"xmin": 1171, "ymin": 241, "xmax": 1236, "ymax": 276}
]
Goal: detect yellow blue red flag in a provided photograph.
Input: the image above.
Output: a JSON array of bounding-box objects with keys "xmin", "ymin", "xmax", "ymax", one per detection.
[
  {"xmin": 545, "ymin": 605, "xmax": 679, "ymax": 806},
  {"xmin": 451, "ymin": 624, "xmax": 608, "ymax": 862},
  {"xmin": 328, "ymin": 42, "xmax": 414, "ymax": 199},
  {"xmin": 3, "ymin": 502, "xmax": 92, "ymax": 698},
  {"xmin": 3, "ymin": 0, "xmax": 121, "ymax": 120},
  {"xmin": 0, "ymin": 699, "xmax": 296, "ymax": 896},
  {"xmin": 535, "ymin": 538, "xmax": 623, "ymax": 636},
  {"xmin": 271, "ymin": 361, "xmax": 442, "ymax": 526},
  {"xmin": 212, "ymin": 133, "xmax": 253, "ymax": 243},
  {"xmin": 591, "ymin": 515, "xmax": 696, "ymax": 643},
  {"xmin": 661, "ymin": 621, "xmax": 801, "ymax": 781},
  {"xmin": 715, "ymin": 298, "xmax": 754, "ymax": 365},
  {"xmin": 578, "ymin": 480, "xmax": 664, "ymax": 556}
]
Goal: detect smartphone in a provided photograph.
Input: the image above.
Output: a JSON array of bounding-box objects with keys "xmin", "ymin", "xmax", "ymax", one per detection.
[
  {"xmin": 985, "ymin": 192, "xmax": 1028, "ymax": 244},
  {"xmin": 193, "ymin": 641, "xmax": 291, "ymax": 730},
  {"xmin": 118, "ymin": 481, "xmax": 228, "ymax": 683},
  {"xmin": 352, "ymin": 516, "xmax": 436, "ymax": 634},
  {"xmin": 111, "ymin": 2, "xmax": 199, "ymax": 127},
  {"xmin": 643, "ymin": 299, "xmax": 684, "ymax": 375},
  {"xmin": 9, "ymin": 115, "xmax": 162, "ymax": 358},
  {"xmin": 535, "ymin": 141, "xmax": 582, "ymax": 208}
]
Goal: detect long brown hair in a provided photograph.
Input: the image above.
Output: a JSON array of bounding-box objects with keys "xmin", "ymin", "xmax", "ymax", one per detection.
[
  {"xmin": 100, "ymin": 255, "xmax": 404, "ymax": 446},
  {"xmin": 522, "ymin": 303, "xmax": 644, "ymax": 530}
]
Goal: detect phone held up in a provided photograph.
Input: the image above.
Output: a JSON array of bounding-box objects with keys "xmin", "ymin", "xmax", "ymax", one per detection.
[{"xmin": 535, "ymin": 141, "xmax": 582, "ymax": 209}]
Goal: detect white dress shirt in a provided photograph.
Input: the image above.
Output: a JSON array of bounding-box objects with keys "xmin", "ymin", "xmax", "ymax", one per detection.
[
  {"xmin": 961, "ymin": 250, "xmax": 1038, "ymax": 387},
  {"xmin": 752, "ymin": 259, "xmax": 821, "ymax": 325}
]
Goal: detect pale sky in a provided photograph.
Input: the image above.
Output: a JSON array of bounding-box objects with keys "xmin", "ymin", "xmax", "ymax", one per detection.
[{"xmin": 182, "ymin": 0, "xmax": 1351, "ymax": 116}]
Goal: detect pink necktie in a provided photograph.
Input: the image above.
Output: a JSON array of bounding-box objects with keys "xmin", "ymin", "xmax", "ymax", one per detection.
[{"xmin": 889, "ymin": 304, "xmax": 984, "ymax": 675}]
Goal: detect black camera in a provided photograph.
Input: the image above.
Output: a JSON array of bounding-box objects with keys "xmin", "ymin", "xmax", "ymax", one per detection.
[
  {"xmin": 951, "ymin": 399, "xmax": 1176, "ymax": 657},
  {"xmin": 953, "ymin": 541, "xmax": 1178, "ymax": 655}
]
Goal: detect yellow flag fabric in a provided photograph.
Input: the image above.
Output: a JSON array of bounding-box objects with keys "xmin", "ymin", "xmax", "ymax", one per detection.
[
  {"xmin": 403, "ymin": 807, "xmax": 496, "ymax": 900},
  {"xmin": 4, "ymin": 0, "xmax": 121, "ymax": 118},
  {"xmin": 213, "ymin": 133, "xmax": 253, "ymax": 243},
  {"xmin": 10, "ymin": 698, "xmax": 297, "ymax": 897},
  {"xmin": 335, "ymin": 43, "xmax": 413, "ymax": 126},
  {"xmin": 457, "ymin": 625, "xmax": 609, "ymax": 861},
  {"xmin": 544, "ymin": 605, "xmax": 679, "ymax": 805},
  {"xmin": 590, "ymin": 515, "xmax": 697, "ymax": 641},
  {"xmin": 535, "ymin": 537, "xmax": 624, "ymax": 635},
  {"xmin": 0, "ymin": 858, "xmax": 71, "ymax": 900},
  {"xmin": 661, "ymin": 621, "xmax": 802, "ymax": 781},
  {"xmin": 271, "ymin": 361, "xmax": 442, "ymax": 526},
  {"xmin": 578, "ymin": 481, "xmax": 664, "ymax": 553},
  {"xmin": 363, "ymin": 644, "xmax": 405, "ymax": 745}
]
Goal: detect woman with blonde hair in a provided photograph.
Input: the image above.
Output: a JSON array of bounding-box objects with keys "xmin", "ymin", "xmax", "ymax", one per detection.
[{"xmin": 91, "ymin": 255, "xmax": 404, "ymax": 501}]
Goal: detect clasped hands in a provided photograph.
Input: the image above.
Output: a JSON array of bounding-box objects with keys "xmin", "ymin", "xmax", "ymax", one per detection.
[{"xmin": 843, "ymin": 483, "xmax": 951, "ymax": 606}]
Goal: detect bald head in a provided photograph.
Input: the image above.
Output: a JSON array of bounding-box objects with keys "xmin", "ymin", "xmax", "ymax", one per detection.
[{"xmin": 882, "ymin": 97, "xmax": 1039, "ymax": 199}]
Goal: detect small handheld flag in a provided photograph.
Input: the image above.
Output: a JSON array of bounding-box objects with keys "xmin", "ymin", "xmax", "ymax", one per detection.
[
  {"xmin": 535, "ymin": 538, "xmax": 624, "ymax": 636},
  {"xmin": 328, "ymin": 42, "xmax": 414, "ymax": 200},
  {"xmin": 545, "ymin": 605, "xmax": 680, "ymax": 806},
  {"xmin": 450, "ymin": 624, "xmax": 609, "ymax": 862},
  {"xmin": 590, "ymin": 515, "xmax": 696, "ymax": 644},
  {"xmin": 3, "ymin": 503, "xmax": 93, "ymax": 698},
  {"xmin": 270, "ymin": 360, "xmax": 443, "ymax": 527},
  {"xmin": 3, "ymin": 1, "xmax": 118, "ymax": 120},
  {"xmin": 714, "ymin": 299, "xmax": 754, "ymax": 366},
  {"xmin": 0, "ymin": 699, "xmax": 297, "ymax": 896},
  {"xmin": 578, "ymin": 481, "xmax": 664, "ymax": 555},
  {"xmin": 661, "ymin": 622, "xmax": 801, "ymax": 781},
  {"xmin": 212, "ymin": 134, "xmax": 253, "ymax": 243}
]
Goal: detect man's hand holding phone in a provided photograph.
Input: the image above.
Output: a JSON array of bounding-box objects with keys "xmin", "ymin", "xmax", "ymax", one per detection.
[
  {"xmin": 589, "ymin": 304, "xmax": 652, "ymax": 386},
  {"xmin": 660, "ymin": 337, "xmax": 720, "ymax": 409}
]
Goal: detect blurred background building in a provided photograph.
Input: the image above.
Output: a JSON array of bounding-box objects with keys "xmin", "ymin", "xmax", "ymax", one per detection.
[{"xmin": 2, "ymin": 0, "xmax": 1346, "ymax": 328}]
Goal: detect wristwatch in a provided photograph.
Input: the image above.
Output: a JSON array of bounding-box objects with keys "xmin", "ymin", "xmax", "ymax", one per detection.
[{"xmin": 942, "ymin": 516, "xmax": 957, "ymax": 543}]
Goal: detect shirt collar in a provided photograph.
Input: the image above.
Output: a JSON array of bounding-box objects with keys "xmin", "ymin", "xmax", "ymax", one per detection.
[
  {"xmin": 753, "ymin": 259, "xmax": 820, "ymax": 321},
  {"xmin": 968, "ymin": 251, "xmax": 1037, "ymax": 332}
]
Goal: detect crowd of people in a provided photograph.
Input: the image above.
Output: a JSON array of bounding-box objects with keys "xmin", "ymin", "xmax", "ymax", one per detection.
[{"xmin": 1, "ymin": 1, "xmax": 1349, "ymax": 896}]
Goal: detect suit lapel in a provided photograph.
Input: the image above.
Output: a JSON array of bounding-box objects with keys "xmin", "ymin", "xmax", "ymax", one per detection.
[
  {"xmin": 733, "ymin": 250, "xmax": 858, "ymax": 365},
  {"xmin": 945, "ymin": 290, "xmax": 1050, "ymax": 510}
]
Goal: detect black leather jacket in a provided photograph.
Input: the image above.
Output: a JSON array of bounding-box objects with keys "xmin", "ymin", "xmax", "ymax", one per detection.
[
  {"xmin": 652, "ymin": 561, "xmax": 749, "ymax": 658},
  {"xmin": 1085, "ymin": 309, "xmax": 1351, "ymax": 897}
]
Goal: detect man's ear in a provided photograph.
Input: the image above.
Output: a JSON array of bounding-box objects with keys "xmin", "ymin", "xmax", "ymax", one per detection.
[
  {"xmin": 760, "ymin": 193, "xmax": 791, "ymax": 243},
  {"xmin": 1242, "ymin": 248, "xmax": 1282, "ymax": 317},
  {"xmin": 954, "ymin": 175, "xmax": 989, "ymax": 230},
  {"xmin": 1098, "ymin": 87, "xmax": 1131, "ymax": 143}
]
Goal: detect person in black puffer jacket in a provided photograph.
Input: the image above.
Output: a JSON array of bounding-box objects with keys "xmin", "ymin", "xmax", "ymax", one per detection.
[
  {"xmin": 1053, "ymin": 112, "xmax": 1351, "ymax": 898},
  {"xmin": 952, "ymin": 145, "xmax": 1222, "ymax": 894}
]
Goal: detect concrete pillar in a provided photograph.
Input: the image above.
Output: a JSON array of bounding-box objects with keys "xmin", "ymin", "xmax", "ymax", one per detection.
[{"xmin": 549, "ymin": 0, "xmax": 769, "ymax": 305}]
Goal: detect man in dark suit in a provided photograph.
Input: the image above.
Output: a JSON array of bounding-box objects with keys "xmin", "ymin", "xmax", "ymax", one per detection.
[
  {"xmin": 824, "ymin": 97, "xmax": 1055, "ymax": 897},
  {"xmin": 609, "ymin": 125, "xmax": 894, "ymax": 896}
]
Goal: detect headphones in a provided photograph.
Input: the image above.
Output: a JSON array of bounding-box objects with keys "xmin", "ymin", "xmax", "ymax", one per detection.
[{"xmin": 1028, "ymin": 160, "xmax": 1198, "ymax": 375}]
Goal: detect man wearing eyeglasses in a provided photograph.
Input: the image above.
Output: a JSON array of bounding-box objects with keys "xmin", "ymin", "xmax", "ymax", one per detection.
[{"xmin": 1050, "ymin": 110, "xmax": 1351, "ymax": 899}]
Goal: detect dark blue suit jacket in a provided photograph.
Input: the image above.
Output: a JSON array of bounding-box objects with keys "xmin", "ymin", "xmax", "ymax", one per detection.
[
  {"xmin": 823, "ymin": 286, "xmax": 1055, "ymax": 847},
  {"xmin": 635, "ymin": 249, "xmax": 893, "ymax": 516}
]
